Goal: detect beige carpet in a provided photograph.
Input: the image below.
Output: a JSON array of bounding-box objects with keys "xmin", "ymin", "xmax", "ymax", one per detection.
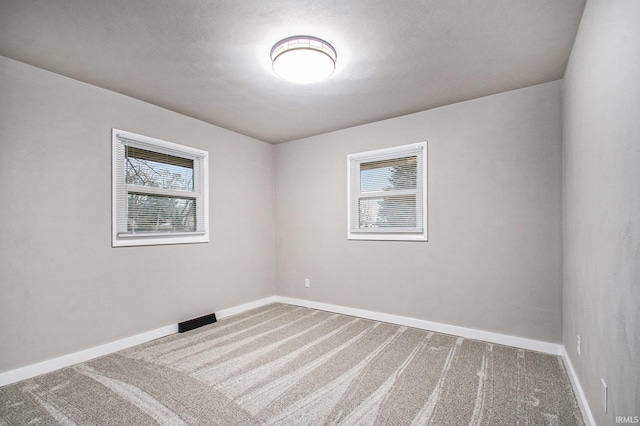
[{"xmin": 0, "ymin": 303, "xmax": 584, "ymax": 425}]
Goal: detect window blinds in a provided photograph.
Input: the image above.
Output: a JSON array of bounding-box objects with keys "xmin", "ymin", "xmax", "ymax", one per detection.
[
  {"xmin": 113, "ymin": 132, "xmax": 207, "ymax": 240},
  {"xmin": 349, "ymin": 144, "xmax": 425, "ymax": 236}
]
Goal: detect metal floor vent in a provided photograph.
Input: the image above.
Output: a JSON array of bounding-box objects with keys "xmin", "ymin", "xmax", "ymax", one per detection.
[{"xmin": 178, "ymin": 313, "xmax": 217, "ymax": 333}]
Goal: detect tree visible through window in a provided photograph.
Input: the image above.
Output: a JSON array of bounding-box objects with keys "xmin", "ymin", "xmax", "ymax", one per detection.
[
  {"xmin": 112, "ymin": 129, "xmax": 209, "ymax": 247},
  {"xmin": 125, "ymin": 147, "xmax": 196, "ymax": 233},
  {"xmin": 348, "ymin": 143, "xmax": 427, "ymax": 241}
]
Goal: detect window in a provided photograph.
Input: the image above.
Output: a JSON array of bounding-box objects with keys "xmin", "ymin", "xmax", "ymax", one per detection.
[
  {"xmin": 112, "ymin": 129, "xmax": 209, "ymax": 247},
  {"xmin": 348, "ymin": 142, "xmax": 427, "ymax": 241}
]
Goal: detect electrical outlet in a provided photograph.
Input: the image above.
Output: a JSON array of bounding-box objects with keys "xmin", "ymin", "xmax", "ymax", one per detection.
[
  {"xmin": 305, "ymin": 278, "xmax": 310, "ymax": 288},
  {"xmin": 601, "ymin": 378, "xmax": 608, "ymax": 413},
  {"xmin": 577, "ymin": 335, "xmax": 581, "ymax": 355}
]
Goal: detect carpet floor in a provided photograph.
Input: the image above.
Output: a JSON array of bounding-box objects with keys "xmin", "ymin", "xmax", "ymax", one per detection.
[{"xmin": 0, "ymin": 303, "xmax": 584, "ymax": 425}]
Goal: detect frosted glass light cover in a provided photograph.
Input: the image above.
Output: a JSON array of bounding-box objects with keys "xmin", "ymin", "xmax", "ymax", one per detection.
[{"xmin": 271, "ymin": 36, "xmax": 336, "ymax": 84}]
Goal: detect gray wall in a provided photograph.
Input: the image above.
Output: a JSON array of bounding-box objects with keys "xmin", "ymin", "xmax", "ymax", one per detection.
[
  {"xmin": 0, "ymin": 56, "xmax": 276, "ymax": 373},
  {"xmin": 562, "ymin": 0, "xmax": 640, "ymax": 423},
  {"xmin": 276, "ymin": 81, "xmax": 563, "ymax": 343}
]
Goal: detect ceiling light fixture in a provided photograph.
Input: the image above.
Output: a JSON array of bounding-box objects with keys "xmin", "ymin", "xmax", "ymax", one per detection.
[{"xmin": 270, "ymin": 36, "xmax": 337, "ymax": 84}]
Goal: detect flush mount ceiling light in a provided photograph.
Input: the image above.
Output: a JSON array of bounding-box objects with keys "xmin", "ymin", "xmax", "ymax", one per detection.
[{"xmin": 271, "ymin": 36, "xmax": 337, "ymax": 84}]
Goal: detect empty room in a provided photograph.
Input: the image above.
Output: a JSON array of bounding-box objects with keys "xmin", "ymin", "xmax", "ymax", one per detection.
[{"xmin": 0, "ymin": 0, "xmax": 638, "ymax": 425}]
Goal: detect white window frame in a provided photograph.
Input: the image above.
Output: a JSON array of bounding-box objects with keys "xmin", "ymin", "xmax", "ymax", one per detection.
[
  {"xmin": 111, "ymin": 129, "xmax": 209, "ymax": 247},
  {"xmin": 347, "ymin": 142, "xmax": 428, "ymax": 241}
]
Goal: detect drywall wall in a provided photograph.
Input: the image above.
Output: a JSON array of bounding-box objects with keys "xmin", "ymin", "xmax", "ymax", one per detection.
[
  {"xmin": 562, "ymin": 0, "xmax": 640, "ymax": 422},
  {"xmin": 0, "ymin": 56, "xmax": 275, "ymax": 373},
  {"xmin": 276, "ymin": 81, "xmax": 563, "ymax": 343}
]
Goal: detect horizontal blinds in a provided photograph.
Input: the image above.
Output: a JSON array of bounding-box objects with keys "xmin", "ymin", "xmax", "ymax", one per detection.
[
  {"xmin": 115, "ymin": 134, "xmax": 205, "ymax": 236},
  {"xmin": 358, "ymin": 195, "xmax": 417, "ymax": 229},
  {"xmin": 126, "ymin": 146, "xmax": 194, "ymax": 169},
  {"xmin": 114, "ymin": 139, "xmax": 128, "ymax": 234},
  {"xmin": 360, "ymin": 156, "xmax": 417, "ymax": 171},
  {"xmin": 360, "ymin": 156, "xmax": 417, "ymax": 193},
  {"xmin": 193, "ymin": 154, "xmax": 206, "ymax": 233},
  {"xmin": 350, "ymin": 146, "xmax": 424, "ymax": 234},
  {"xmin": 116, "ymin": 135, "xmax": 202, "ymax": 160},
  {"xmin": 125, "ymin": 146, "xmax": 195, "ymax": 192},
  {"xmin": 127, "ymin": 193, "xmax": 196, "ymax": 233}
]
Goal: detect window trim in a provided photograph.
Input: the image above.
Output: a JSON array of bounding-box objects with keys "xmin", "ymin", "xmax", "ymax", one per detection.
[
  {"xmin": 111, "ymin": 129, "xmax": 209, "ymax": 247},
  {"xmin": 347, "ymin": 142, "xmax": 428, "ymax": 241}
]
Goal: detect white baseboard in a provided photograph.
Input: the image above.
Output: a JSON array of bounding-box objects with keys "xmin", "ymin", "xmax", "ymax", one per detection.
[
  {"xmin": 0, "ymin": 296, "xmax": 277, "ymax": 387},
  {"xmin": 215, "ymin": 296, "xmax": 277, "ymax": 320},
  {"xmin": 276, "ymin": 297, "xmax": 598, "ymax": 421},
  {"xmin": 0, "ymin": 324, "xmax": 178, "ymax": 387},
  {"xmin": 561, "ymin": 346, "xmax": 596, "ymax": 426},
  {"xmin": 275, "ymin": 296, "xmax": 563, "ymax": 355},
  {"xmin": 276, "ymin": 297, "xmax": 595, "ymax": 423},
  {"xmin": 2, "ymin": 291, "xmax": 589, "ymax": 426}
]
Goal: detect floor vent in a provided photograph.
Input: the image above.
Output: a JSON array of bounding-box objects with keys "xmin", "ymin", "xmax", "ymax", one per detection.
[{"xmin": 178, "ymin": 313, "xmax": 217, "ymax": 333}]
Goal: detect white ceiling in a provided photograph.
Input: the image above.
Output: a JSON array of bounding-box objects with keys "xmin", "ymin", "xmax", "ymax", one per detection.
[{"xmin": 0, "ymin": 0, "xmax": 586, "ymax": 144}]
